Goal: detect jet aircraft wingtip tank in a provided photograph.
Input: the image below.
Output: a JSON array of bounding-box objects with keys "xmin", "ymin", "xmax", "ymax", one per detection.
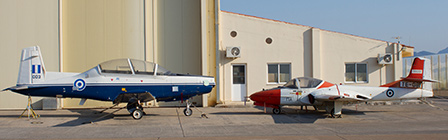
[
  {"xmin": 5, "ymin": 46, "xmax": 215, "ymax": 120},
  {"xmin": 250, "ymin": 57, "xmax": 434, "ymax": 118}
]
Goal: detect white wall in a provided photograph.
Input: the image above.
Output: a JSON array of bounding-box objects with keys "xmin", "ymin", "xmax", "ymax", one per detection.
[
  {"xmin": 319, "ymin": 30, "xmax": 401, "ymax": 85},
  {"xmin": 220, "ymin": 11, "xmax": 308, "ymax": 102},
  {"xmin": 219, "ymin": 11, "xmax": 403, "ymax": 103}
]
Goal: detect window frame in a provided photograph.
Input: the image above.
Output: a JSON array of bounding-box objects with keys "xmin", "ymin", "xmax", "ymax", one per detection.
[
  {"xmin": 267, "ymin": 63, "xmax": 291, "ymax": 84},
  {"xmin": 345, "ymin": 62, "xmax": 368, "ymax": 83}
]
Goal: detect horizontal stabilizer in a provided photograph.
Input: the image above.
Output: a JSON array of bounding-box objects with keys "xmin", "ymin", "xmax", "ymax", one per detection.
[
  {"xmin": 401, "ymin": 77, "xmax": 437, "ymax": 83},
  {"xmin": 3, "ymin": 85, "xmax": 29, "ymax": 91}
]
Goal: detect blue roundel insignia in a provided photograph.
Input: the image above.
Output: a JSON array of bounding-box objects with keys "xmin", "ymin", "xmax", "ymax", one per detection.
[
  {"xmin": 386, "ymin": 89, "xmax": 394, "ymax": 97},
  {"xmin": 73, "ymin": 79, "xmax": 86, "ymax": 91}
]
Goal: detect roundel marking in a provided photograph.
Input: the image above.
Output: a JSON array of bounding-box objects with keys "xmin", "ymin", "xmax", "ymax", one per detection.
[
  {"xmin": 386, "ymin": 89, "xmax": 394, "ymax": 97},
  {"xmin": 203, "ymin": 80, "xmax": 210, "ymax": 86},
  {"xmin": 74, "ymin": 79, "xmax": 86, "ymax": 91}
]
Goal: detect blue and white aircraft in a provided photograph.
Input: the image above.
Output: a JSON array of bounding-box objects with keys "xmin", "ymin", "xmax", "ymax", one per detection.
[{"xmin": 4, "ymin": 46, "xmax": 215, "ymax": 119}]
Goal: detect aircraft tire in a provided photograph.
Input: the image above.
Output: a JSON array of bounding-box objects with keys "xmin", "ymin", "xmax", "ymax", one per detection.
[
  {"xmin": 273, "ymin": 108, "xmax": 281, "ymax": 114},
  {"xmin": 330, "ymin": 109, "xmax": 342, "ymax": 118},
  {"xmin": 184, "ymin": 108, "xmax": 193, "ymax": 116},
  {"xmin": 132, "ymin": 109, "xmax": 143, "ymax": 120}
]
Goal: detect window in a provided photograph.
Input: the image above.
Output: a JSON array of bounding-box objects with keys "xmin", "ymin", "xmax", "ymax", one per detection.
[
  {"xmin": 345, "ymin": 63, "xmax": 367, "ymax": 83},
  {"xmin": 266, "ymin": 37, "xmax": 273, "ymax": 44},
  {"xmin": 98, "ymin": 58, "xmax": 172, "ymax": 75},
  {"xmin": 268, "ymin": 64, "xmax": 290, "ymax": 84},
  {"xmin": 230, "ymin": 31, "xmax": 237, "ymax": 37},
  {"xmin": 99, "ymin": 59, "xmax": 132, "ymax": 74},
  {"xmin": 233, "ymin": 65, "xmax": 245, "ymax": 84}
]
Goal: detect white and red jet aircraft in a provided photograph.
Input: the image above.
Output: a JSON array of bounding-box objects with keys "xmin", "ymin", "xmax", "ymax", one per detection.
[{"xmin": 250, "ymin": 57, "xmax": 434, "ymax": 117}]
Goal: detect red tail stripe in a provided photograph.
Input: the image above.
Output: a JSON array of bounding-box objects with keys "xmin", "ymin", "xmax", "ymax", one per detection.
[{"xmin": 406, "ymin": 57, "xmax": 424, "ymax": 80}]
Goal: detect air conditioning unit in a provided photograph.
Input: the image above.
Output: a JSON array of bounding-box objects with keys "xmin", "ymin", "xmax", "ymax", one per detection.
[
  {"xmin": 378, "ymin": 53, "xmax": 393, "ymax": 64},
  {"xmin": 226, "ymin": 46, "xmax": 241, "ymax": 58}
]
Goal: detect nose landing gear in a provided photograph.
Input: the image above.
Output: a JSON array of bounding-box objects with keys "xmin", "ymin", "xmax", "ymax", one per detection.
[{"xmin": 183, "ymin": 101, "xmax": 193, "ymax": 116}]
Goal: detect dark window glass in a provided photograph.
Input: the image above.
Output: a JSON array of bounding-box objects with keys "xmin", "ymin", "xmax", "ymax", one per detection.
[{"xmin": 233, "ymin": 66, "xmax": 245, "ymax": 84}]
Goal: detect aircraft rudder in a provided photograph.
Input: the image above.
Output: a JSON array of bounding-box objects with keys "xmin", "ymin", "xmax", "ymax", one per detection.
[{"xmin": 405, "ymin": 57, "xmax": 432, "ymax": 81}]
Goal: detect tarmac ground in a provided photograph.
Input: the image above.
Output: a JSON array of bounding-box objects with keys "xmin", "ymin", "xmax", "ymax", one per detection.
[{"xmin": 1, "ymin": 97, "xmax": 448, "ymax": 140}]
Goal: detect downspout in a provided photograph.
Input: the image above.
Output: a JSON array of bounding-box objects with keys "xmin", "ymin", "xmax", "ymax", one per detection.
[{"xmin": 215, "ymin": 0, "xmax": 221, "ymax": 103}]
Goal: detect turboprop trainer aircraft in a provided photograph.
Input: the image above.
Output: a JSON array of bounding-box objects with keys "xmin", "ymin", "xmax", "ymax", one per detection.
[
  {"xmin": 4, "ymin": 46, "xmax": 215, "ymax": 119},
  {"xmin": 250, "ymin": 57, "xmax": 434, "ymax": 118}
]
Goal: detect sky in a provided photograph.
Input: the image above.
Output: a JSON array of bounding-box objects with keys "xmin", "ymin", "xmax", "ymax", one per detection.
[{"xmin": 220, "ymin": 0, "xmax": 448, "ymax": 53}]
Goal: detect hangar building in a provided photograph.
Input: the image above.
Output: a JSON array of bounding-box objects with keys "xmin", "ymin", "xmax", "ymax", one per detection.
[{"xmin": 0, "ymin": 0, "xmax": 413, "ymax": 109}]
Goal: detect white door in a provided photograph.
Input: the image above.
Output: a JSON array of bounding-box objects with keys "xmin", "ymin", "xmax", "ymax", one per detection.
[{"xmin": 232, "ymin": 65, "xmax": 246, "ymax": 101}]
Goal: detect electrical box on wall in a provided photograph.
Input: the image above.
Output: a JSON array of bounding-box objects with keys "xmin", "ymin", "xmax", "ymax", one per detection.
[
  {"xmin": 378, "ymin": 53, "xmax": 393, "ymax": 64},
  {"xmin": 226, "ymin": 46, "xmax": 241, "ymax": 58}
]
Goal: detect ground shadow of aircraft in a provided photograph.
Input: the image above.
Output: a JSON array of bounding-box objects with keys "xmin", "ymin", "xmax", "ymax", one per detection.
[
  {"xmin": 52, "ymin": 109, "xmax": 114, "ymax": 127},
  {"xmin": 52, "ymin": 108, "xmax": 162, "ymax": 127},
  {"xmin": 254, "ymin": 106, "xmax": 379, "ymax": 124}
]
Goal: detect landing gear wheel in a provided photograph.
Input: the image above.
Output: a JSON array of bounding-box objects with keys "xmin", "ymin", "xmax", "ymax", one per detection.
[
  {"xmin": 132, "ymin": 109, "xmax": 143, "ymax": 120},
  {"xmin": 330, "ymin": 109, "xmax": 342, "ymax": 118},
  {"xmin": 184, "ymin": 108, "xmax": 193, "ymax": 116},
  {"xmin": 273, "ymin": 108, "xmax": 281, "ymax": 114}
]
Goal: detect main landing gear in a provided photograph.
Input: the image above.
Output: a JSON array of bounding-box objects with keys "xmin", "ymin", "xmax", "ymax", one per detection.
[
  {"xmin": 272, "ymin": 107, "xmax": 281, "ymax": 114},
  {"xmin": 127, "ymin": 98, "xmax": 146, "ymax": 120},
  {"xmin": 324, "ymin": 101, "xmax": 343, "ymax": 118}
]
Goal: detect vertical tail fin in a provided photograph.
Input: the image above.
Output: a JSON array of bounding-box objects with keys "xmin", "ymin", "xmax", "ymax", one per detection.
[
  {"xmin": 17, "ymin": 46, "xmax": 46, "ymax": 84},
  {"xmin": 405, "ymin": 57, "xmax": 432, "ymax": 82},
  {"xmin": 381, "ymin": 57, "xmax": 434, "ymax": 88}
]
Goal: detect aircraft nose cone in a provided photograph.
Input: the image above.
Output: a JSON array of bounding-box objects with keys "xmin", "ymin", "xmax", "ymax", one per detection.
[{"xmin": 249, "ymin": 89, "xmax": 281, "ymax": 105}]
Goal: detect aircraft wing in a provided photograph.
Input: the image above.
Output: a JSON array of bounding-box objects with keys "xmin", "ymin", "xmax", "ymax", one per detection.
[
  {"xmin": 113, "ymin": 90, "xmax": 156, "ymax": 104},
  {"xmin": 313, "ymin": 90, "xmax": 371, "ymax": 102}
]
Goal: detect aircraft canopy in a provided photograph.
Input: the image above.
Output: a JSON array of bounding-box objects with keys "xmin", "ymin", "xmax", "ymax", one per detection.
[
  {"xmin": 284, "ymin": 77, "xmax": 323, "ymax": 88},
  {"xmin": 98, "ymin": 58, "xmax": 171, "ymax": 75}
]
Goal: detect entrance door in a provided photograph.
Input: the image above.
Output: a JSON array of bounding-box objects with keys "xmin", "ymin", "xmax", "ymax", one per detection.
[{"xmin": 232, "ymin": 65, "xmax": 246, "ymax": 101}]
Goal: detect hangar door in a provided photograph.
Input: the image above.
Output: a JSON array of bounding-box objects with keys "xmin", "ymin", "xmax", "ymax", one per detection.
[{"xmin": 232, "ymin": 64, "xmax": 246, "ymax": 101}]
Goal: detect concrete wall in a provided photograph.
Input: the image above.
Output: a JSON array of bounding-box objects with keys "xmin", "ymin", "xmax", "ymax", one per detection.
[
  {"xmin": 0, "ymin": 0, "xmax": 60, "ymax": 109},
  {"xmin": 219, "ymin": 11, "xmax": 403, "ymax": 103},
  {"xmin": 319, "ymin": 30, "xmax": 401, "ymax": 86}
]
